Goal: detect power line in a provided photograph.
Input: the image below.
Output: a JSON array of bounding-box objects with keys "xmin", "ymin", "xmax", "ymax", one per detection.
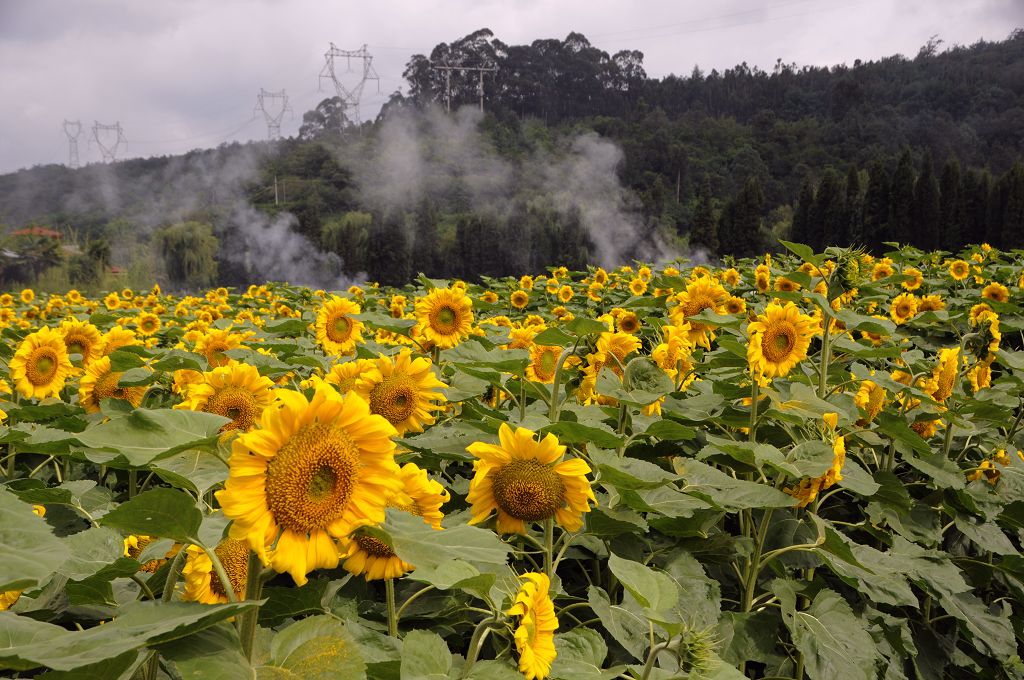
[
  {"xmin": 318, "ymin": 43, "xmax": 380, "ymax": 125},
  {"xmin": 254, "ymin": 89, "xmax": 293, "ymax": 140},
  {"xmin": 63, "ymin": 120, "xmax": 82, "ymax": 168},
  {"xmin": 92, "ymin": 121, "xmax": 126, "ymax": 162}
]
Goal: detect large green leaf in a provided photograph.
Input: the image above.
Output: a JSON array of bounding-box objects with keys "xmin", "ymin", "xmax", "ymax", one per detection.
[
  {"xmin": 98, "ymin": 487, "xmax": 203, "ymax": 543},
  {"xmin": 591, "ymin": 448, "xmax": 677, "ymax": 491},
  {"xmin": 259, "ymin": 615, "xmax": 366, "ymax": 680},
  {"xmin": 674, "ymin": 459, "xmax": 796, "ymax": 511},
  {"xmin": 382, "ymin": 509, "xmax": 511, "ymax": 570},
  {"xmin": 77, "ymin": 408, "xmax": 230, "ymax": 467},
  {"xmin": 607, "ymin": 552, "xmax": 678, "ymax": 613},
  {"xmin": 399, "ymin": 629, "xmax": 451, "ymax": 680},
  {"xmin": 0, "ymin": 489, "xmax": 70, "ymax": 592}
]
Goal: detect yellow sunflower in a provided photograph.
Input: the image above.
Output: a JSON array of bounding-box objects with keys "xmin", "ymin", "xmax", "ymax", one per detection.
[
  {"xmin": 724, "ymin": 296, "xmax": 747, "ymax": 315},
  {"xmin": 314, "ymin": 296, "xmax": 364, "ymax": 355},
  {"xmin": 507, "ymin": 572, "xmax": 558, "ymax": 680},
  {"xmin": 79, "ymin": 356, "xmax": 149, "ymax": 414},
  {"xmin": 342, "ymin": 463, "xmax": 449, "ymax": 581},
  {"xmin": 414, "ymin": 288, "xmax": 474, "ymax": 349},
  {"xmin": 557, "ymin": 285, "xmax": 574, "ymax": 303},
  {"xmin": 102, "ymin": 326, "xmax": 143, "ymax": 356},
  {"xmin": 774, "ymin": 276, "xmax": 800, "ymax": 292},
  {"xmin": 788, "ymin": 434, "xmax": 845, "ymax": 508},
  {"xmin": 629, "ymin": 278, "xmax": 647, "ymax": 296},
  {"xmin": 616, "ymin": 311, "xmax": 641, "ymax": 334},
  {"xmin": 918, "ymin": 294, "xmax": 945, "ymax": 312},
  {"xmin": 511, "ymin": 290, "xmax": 530, "ymax": 310},
  {"xmin": 889, "ymin": 293, "xmax": 919, "ymax": 325},
  {"xmin": 182, "ymin": 539, "xmax": 250, "ymax": 604},
  {"xmin": 948, "ymin": 260, "xmax": 970, "ymax": 281},
  {"xmin": 216, "ymin": 384, "xmax": 403, "ymax": 585},
  {"xmin": 754, "ymin": 265, "xmax": 771, "ymax": 293},
  {"xmin": 901, "ymin": 267, "xmax": 924, "ymax": 291},
  {"xmin": 854, "ymin": 379, "xmax": 886, "ymax": 425},
  {"xmin": 929, "ymin": 348, "xmax": 960, "ymax": 403},
  {"xmin": 466, "ymin": 423, "xmax": 596, "ymax": 535},
  {"xmin": 353, "ymin": 348, "xmax": 447, "ymax": 436},
  {"xmin": 314, "ymin": 358, "xmax": 376, "ymax": 395},
  {"xmin": 136, "ymin": 312, "xmax": 162, "ymax": 337},
  {"xmin": 746, "ymin": 302, "xmax": 816, "ymax": 382},
  {"xmin": 20, "ymin": 289, "xmax": 34, "ymax": 304},
  {"xmin": 176, "ymin": 361, "xmax": 276, "ymax": 432},
  {"xmin": 671, "ymin": 276, "xmax": 728, "ymax": 348},
  {"xmin": 527, "ymin": 344, "xmax": 562, "ymax": 384},
  {"xmin": 871, "ymin": 260, "xmax": 894, "ymax": 281},
  {"xmin": 9, "ymin": 327, "xmax": 74, "ymax": 400},
  {"xmin": 58, "ymin": 318, "xmax": 103, "ymax": 368},
  {"xmin": 194, "ymin": 328, "xmax": 248, "ymax": 368},
  {"xmin": 982, "ymin": 282, "xmax": 1010, "ymax": 304}
]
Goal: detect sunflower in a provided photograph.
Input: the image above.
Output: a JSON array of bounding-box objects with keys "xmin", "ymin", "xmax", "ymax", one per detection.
[
  {"xmin": 520, "ymin": 275, "xmax": 535, "ymax": 291},
  {"xmin": 216, "ymin": 384, "xmax": 403, "ymax": 585},
  {"xmin": 774, "ymin": 276, "xmax": 800, "ymax": 292},
  {"xmin": 511, "ymin": 290, "xmax": 530, "ymax": 310},
  {"xmin": 505, "ymin": 326, "xmax": 539, "ymax": 350},
  {"xmin": 724, "ymin": 296, "xmax": 747, "ymax": 315},
  {"xmin": 314, "ymin": 296, "xmax": 364, "ymax": 355},
  {"xmin": 948, "ymin": 260, "xmax": 970, "ymax": 281},
  {"xmin": 481, "ymin": 291, "xmax": 499, "ymax": 304},
  {"xmin": 746, "ymin": 302, "xmax": 816, "ymax": 382},
  {"xmin": 901, "ymin": 267, "xmax": 924, "ymax": 291},
  {"xmin": 871, "ymin": 260, "xmax": 894, "ymax": 281},
  {"xmin": 918, "ymin": 294, "xmax": 945, "ymax": 312},
  {"xmin": 342, "ymin": 463, "xmax": 449, "ymax": 581},
  {"xmin": 9, "ymin": 327, "xmax": 74, "ymax": 400},
  {"xmin": 123, "ymin": 534, "xmax": 175, "ymax": 573},
  {"xmin": 101, "ymin": 326, "xmax": 143, "ymax": 356},
  {"xmin": 136, "ymin": 312, "xmax": 162, "ymax": 337},
  {"xmin": 79, "ymin": 356, "xmax": 149, "ymax": 414},
  {"xmin": 466, "ymin": 423, "xmax": 596, "ymax": 535},
  {"xmin": 352, "ymin": 348, "xmax": 447, "ymax": 436},
  {"xmin": 182, "ymin": 539, "xmax": 250, "ymax": 604},
  {"xmin": 671, "ymin": 276, "xmax": 728, "ymax": 348},
  {"xmin": 982, "ymin": 282, "xmax": 1010, "ymax": 304},
  {"xmin": 527, "ymin": 344, "xmax": 562, "ymax": 384},
  {"xmin": 854, "ymin": 379, "xmax": 886, "ymax": 425},
  {"xmin": 629, "ymin": 278, "xmax": 648, "ymax": 296},
  {"xmin": 616, "ymin": 311, "xmax": 641, "ymax": 334},
  {"xmin": 316, "ymin": 358, "xmax": 376, "ymax": 395},
  {"xmin": 194, "ymin": 328, "xmax": 248, "ymax": 368},
  {"xmin": 20, "ymin": 289, "xmax": 34, "ymax": 304},
  {"xmin": 414, "ymin": 288, "xmax": 474, "ymax": 349},
  {"xmin": 969, "ymin": 356, "xmax": 994, "ymax": 393},
  {"xmin": 889, "ymin": 293, "xmax": 919, "ymax": 325},
  {"xmin": 58, "ymin": 318, "xmax": 103, "ymax": 368},
  {"xmin": 929, "ymin": 348, "xmax": 960, "ymax": 403},
  {"xmin": 754, "ymin": 265, "xmax": 771, "ymax": 293},
  {"xmin": 176, "ymin": 362, "xmax": 276, "ymax": 433},
  {"xmin": 787, "ymin": 427, "xmax": 845, "ymax": 508},
  {"xmin": 507, "ymin": 572, "xmax": 558, "ymax": 680}
]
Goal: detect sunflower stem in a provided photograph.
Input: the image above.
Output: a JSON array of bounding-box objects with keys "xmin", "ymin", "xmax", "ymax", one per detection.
[
  {"xmin": 162, "ymin": 549, "xmax": 187, "ymax": 601},
  {"xmin": 128, "ymin": 469, "xmax": 138, "ymax": 498},
  {"xmin": 547, "ymin": 347, "xmax": 576, "ymax": 423},
  {"xmin": 202, "ymin": 544, "xmax": 239, "ymax": 603},
  {"xmin": 748, "ymin": 380, "xmax": 760, "ymax": 443},
  {"xmin": 543, "ymin": 518, "xmax": 554, "ymax": 580},
  {"xmin": 638, "ymin": 639, "xmax": 674, "ymax": 680},
  {"xmin": 817, "ymin": 312, "xmax": 832, "ymax": 399},
  {"xmin": 461, "ymin": 616, "xmax": 498, "ymax": 679},
  {"xmin": 394, "ymin": 584, "xmax": 435, "ymax": 623},
  {"xmin": 385, "ymin": 578, "xmax": 398, "ymax": 637},
  {"xmin": 239, "ymin": 549, "xmax": 264, "ymax": 661}
]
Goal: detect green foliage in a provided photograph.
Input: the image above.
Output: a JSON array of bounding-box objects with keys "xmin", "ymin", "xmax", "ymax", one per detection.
[{"xmin": 154, "ymin": 221, "xmax": 218, "ymax": 289}]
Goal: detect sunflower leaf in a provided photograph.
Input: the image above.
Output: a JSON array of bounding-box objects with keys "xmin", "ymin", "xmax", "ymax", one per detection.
[
  {"xmin": 98, "ymin": 487, "xmax": 203, "ymax": 543},
  {"xmin": 0, "ymin": 489, "xmax": 70, "ymax": 592}
]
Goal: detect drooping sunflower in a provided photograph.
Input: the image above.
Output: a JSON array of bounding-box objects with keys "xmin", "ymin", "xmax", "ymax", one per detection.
[
  {"xmin": 342, "ymin": 463, "xmax": 449, "ymax": 581},
  {"xmin": 352, "ymin": 348, "xmax": 447, "ymax": 436},
  {"xmin": 507, "ymin": 572, "xmax": 558, "ymax": 680},
  {"xmin": 58, "ymin": 318, "xmax": 103, "ymax": 368},
  {"xmin": 181, "ymin": 539, "xmax": 250, "ymax": 604},
  {"xmin": 466, "ymin": 423, "xmax": 596, "ymax": 535},
  {"xmin": 787, "ymin": 430, "xmax": 845, "ymax": 508},
  {"xmin": 982, "ymin": 282, "xmax": 1010, "ymax": 304},
  {"xmin": 314, "ymin": 296, "xmax": 364, "ymax": 355},
  {"xmin": 889, "ymin": 293, "xmax": 919, "ymax": 325},
  {"xmin": 414, "ymin": 287, "xmax": 474, "ymax": 349},
  {"xmin": 79, "ymin": 356, "xmax": 149, "ymax": 414},
  {"xmin": 746, "ymin": 302, "xmax": 816, "ymax": 381},
  {"xmin": 216, "ymin": 384, "xmax": 403, "ymax": 585},
  {"xmin": 929, "ymin": 348, "xmax": 960, "ymax": 403},
  {"xmin": 9, "ymin": 327, "xmax": 74, "ymax": 400},
  {"xmin": 176, "ymin": 361, "xmax": 276, "ymax": 433},
  {"xmin": 854, "ymin": 379, "xmax": 886, "ymax": 425}
]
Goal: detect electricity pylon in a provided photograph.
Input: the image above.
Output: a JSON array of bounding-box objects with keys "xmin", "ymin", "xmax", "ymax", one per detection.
[
  {"xmin": 318, "ymin": 43, "xmax": 379, "ymax": 125},
  {"xmin": 63, "ymin": 120, "xmax": 82, "ymax": 168},
  {"xmin": 92, "ymin": 121, "xmax": 126, "ymax": 162},
  {"xmin": 254, "ymin": 89, "xmax": 292, "ymax": 140},
  {"xmin": 429, "ymin": 63, "xmax": 498, "ymax": 113}
]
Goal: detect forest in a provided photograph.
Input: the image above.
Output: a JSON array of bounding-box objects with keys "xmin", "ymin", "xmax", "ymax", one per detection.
[{"xmin": 0, "ymin": 27, "xmax": 1022, "ymax": 288}]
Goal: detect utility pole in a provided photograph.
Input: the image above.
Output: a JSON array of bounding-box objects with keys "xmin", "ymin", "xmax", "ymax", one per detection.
[
  {"xmin": 318, "ymin": 43, "xmax": 379, "ymax": 126},
  {"xmin": 254, "ymin": 89, "xmax": 292, "ymax": 140},
  {"xmin": 429, "ymin": 63, "xmax": 498, "ymax": 112},
  {"xmin": 92, "ymin": 121, "xmax": 127, "ymax": 163},
  {"xmin": 63, "ymin": 120, "xmax": 82, "ymax": 168}
]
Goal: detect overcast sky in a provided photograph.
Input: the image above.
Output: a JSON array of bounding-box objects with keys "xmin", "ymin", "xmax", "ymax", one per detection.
[{"xmin": 0, "ymin": 0, "xmax": 1020, "ymax": 174}]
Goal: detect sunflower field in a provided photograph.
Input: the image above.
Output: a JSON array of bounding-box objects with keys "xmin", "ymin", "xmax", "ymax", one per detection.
[{"xmin": 1, "ymin": 241, "xmax": 1023, "ymax": 680}]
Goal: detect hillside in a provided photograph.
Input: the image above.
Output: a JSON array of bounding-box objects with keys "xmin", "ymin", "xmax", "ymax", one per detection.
[{"xmin": 1, "ymin": 28, "xmax": 1023, "ymax": 289}]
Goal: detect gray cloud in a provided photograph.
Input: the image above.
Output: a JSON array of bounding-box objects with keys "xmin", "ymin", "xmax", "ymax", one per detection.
[{"xmin": 0, "ymin": 0, "xmax": 1020, "ymax": 173}]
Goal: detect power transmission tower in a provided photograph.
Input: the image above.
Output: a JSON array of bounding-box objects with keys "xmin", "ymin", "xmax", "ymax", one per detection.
[
  {"xmin": 318, "ymin": 43, "xmax": 379, "ymax": 125},
  {"xmin": 92, "ymin": 121, "xmax": 127, "ymax": 163},
  {"xmin": 429, "ymin": 63, "xmax": 498, "ymax": 113},
  {"xmin": 63, "ymin": 120, "xmax": 82, "ymax": 168},
  {"xmin": 254, "ymin": 89, "xmax": 292, "ymax": 140}
]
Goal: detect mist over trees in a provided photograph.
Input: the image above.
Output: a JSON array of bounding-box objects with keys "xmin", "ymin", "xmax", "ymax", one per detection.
[{"xmin": 1, "ymin": 28, "xmax": 1024, "ymax": 289}]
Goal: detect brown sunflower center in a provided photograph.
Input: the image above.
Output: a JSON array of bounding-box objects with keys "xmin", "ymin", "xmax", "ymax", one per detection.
[
  {"xmin": 210, "ymin": 538, "xmax": 249, "ymax": 598},
  {"xmin": 762, "ymin": 323, "xmax": 797, "ymax": 363},
  {"xmin": 205, "ymin": 341, "xmax": 231, "ymax": 368},
  {"xmin": 354, "ymin": 533, "xmax": 394, "ymax": 558},
  {"xmin": 27, "ymin": 348, "xmax": 59, "ymax": 386},
  {"xmin": 619, "ymin": 317, "xmax": 639, "ymax": 333},
  {"xmin": 368, "ymin": 375, "xmax": 417, "ymax": 425},
  {"xmin": 264, "ymin": 422, "xmax": 360, "ymax": 532},
  {"xmin": 66, "ymin": 338, "xmax": 86, "ymax": 358},
  {"xmin": 491, "ymin": 460, "xmax": 566, "ymax": 522},
  {"xmin": 205, "ymin": 386, "xmax": 261, "ymax": 431},
  {"xmin": 328, "ymin": 314, "xmax": 353, "ymax": 343},
  {"xmin": 537, "ymin": 349, "xmax": 558, "ymax": 378},
  {"xmin": 94, "ymin": 370, "xmax": 123, "ymax": 401},
  {"xmin": 431, "ymin": 305, "xmax": 459, "ymax": 333}
]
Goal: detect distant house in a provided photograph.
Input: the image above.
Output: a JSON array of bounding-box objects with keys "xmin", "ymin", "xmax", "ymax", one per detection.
[{"xmin": 10, "ymin": 226, "xmax": 62, "ymax": 240}]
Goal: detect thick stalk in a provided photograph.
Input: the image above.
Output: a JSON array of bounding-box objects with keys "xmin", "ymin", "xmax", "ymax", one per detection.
[
  {"xmin": 460, "ymin": 617, "xmax": 498, "ymax": 679},
  {"xmin": 239, "ymin": 549, "xmax": 265, "ymax": 661},
  {"xmin": 162, "ymin": 550, "xmax": 187, "ymax": 601},
  {"xmin": 741, "ymin": 508, "xmax": 774, "ymax": 613},
  {"xmin": 817, "ymin": 316, "xmax": 832, "ymax": 399},
  {"xmin": 203, "ymin": 545, "xmax": 239, "ymax": 603},
  {"xmin": 748, "ymin": 380, "xmax": 760, "ymax": 442},
  {"xmin": 385, "ymin": 578, "xmax": 398, "ymax": 637},
  {"xmin": 128, "ymin": 469, "xmax": 138, "ymax": 498},
  {"xmin": 639, "ymin": 640, "xmax": 673, "ymax": 680},
  {"xmin": 547, "ymin": 347, "xmax": 576, "ymax": 422},
  {"xmin": 543, "ymin": 518, "xmax": 554, "ymax": 579}
]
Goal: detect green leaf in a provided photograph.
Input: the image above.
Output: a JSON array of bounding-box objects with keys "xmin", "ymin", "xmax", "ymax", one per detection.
[
  {"xmin": 99, "ymin": 487, "xmax": 202, "ymax": 543},
  {"xmin": 541, "ymin": 421, "xmax": 623, "ymax": 449},
  {"xmin": 586, "ymin": 586, "xmax": 647, "ymax": 661},
  {"xmin": 550, "ymin": 628, "xmax": 625, "ymax": 680},
  {"xmin": 643, "ymin": 419, "xmax": 696, "ymax": 441},
  {"xmin": 384, "ymin": 509, "xmax": 511, "ymax": 570},
  {"xmin": 591, "ymin": 448, "xmax": 677, "ymax": 491},
  {"xmin": 400, "ymin": 630, "xmax": 451, "ymax": 680},
  {"xmin": 623, "ymin": 357, "xmax": 674, "ymax": 395},
  {"xmin": 37, "ymin": 651, "xmax": 142, "ymax": 680},
  {"xmin": 116, "ymin": 367, "xmax": 158, "ymax": 387},
  {"xmin": 151, "ymin": 449, "xmax": 229, "ymax": 497},
  {"xmin": 159, "ymin": 624, "xmax": 251, "ymax": 680},
  {"xmin": 607, "ymin": 552, "xmax": 678, "ymax": 613},
  {"xmin": 57, "ymin": 526, "xmax": 125, "ymax": 581},
  {"xmin": 77, "ymin": 408, "xmax": 230, "ymax": 467},
  {"xmin": 260, "ymin": 615, "xmax": 366, "ymax": 680},
  {"xmin": 674, "ymin": 459, "xmax": 796, "ymax": 511},
  {"xmin": 0, "ymin": 489, "xmax": 70, "ymax": 592},
  {"xmin": 778, "ymin": 240, "xmax": 816, "ymax": 262}
]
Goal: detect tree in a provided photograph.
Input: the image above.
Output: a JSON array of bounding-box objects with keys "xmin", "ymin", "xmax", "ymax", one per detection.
[
  {"xmin": 938, "ymin": 157, "xmax": 964, "ymax": 250},
  {"xmin": 298, "ymin": 97, "xmax": 349, "ymax": 140},
  {"xmin": 689, "ymin": 178, "xmax": 719, "ymax": 253},
  {"xmin": 411, "ymin": 199, "xmax": 441, "ymax": 276},
  {"xmin": 845, "ymin": 165, "xmax": 863, "ymax": 245},
  {"xmin": 862, "ymin": 159, "xmax": 890, "ymax": 252},
  {"xmin": 911, "ymin": 152, "xmax": 941, "ymax": 250},
  {"xmin": 719, "ymin": 177, "xmax": 764, "ymax": 257},
  {"xmin": 790, "ymin": 177, "xmax": 815, "ymax": 247},
  {"xmin": 154, "ymin": 221, "xmax": 218, "ymax": 289},
  {"xmin": 963, "ymin": 169, "xmax": 991, "ymax": 246},
  {"xmin": 321, "ymin": 211, "xmax": 371, "ymax": 275},
  {"xmin": 1002, "ymin": 161, "xmax": 1024, "ymax": 249},
  {"xmin": 889, "ymin": 150, "xmax": 916, "ymax": 246},
  {"xmin": 366, "ymin": 210, "xmax": 411, "ymax": 285},
  {"xmin": 810, "ymin": 169, "xmax": 845, "ymax": 248}
]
